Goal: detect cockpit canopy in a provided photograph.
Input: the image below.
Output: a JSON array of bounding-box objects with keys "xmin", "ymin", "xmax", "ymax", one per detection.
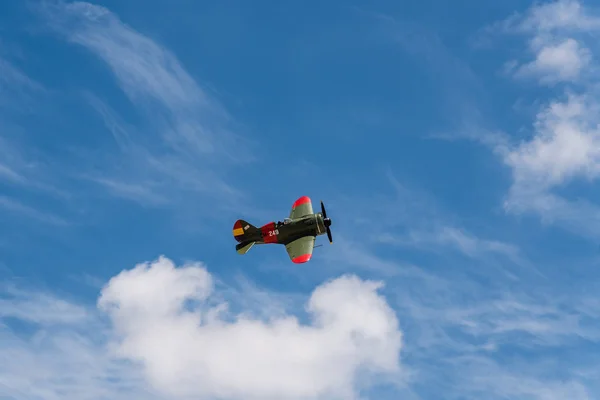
[{"xmin": 283, "ymin": 218, "xmax": 292, "ymax": 224}]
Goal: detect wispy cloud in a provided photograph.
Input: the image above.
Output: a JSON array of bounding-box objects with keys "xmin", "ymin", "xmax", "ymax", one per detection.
[
  {"xmin": 0, "ymin": 57, "xmax": 44, "ymax": 112},
  {"xmin": 0, "ymin": 58, "xmax": 41, "ymax": 188},
  {"xmin": 0, "ymin": 57, "xmax": 70, "ymax": 202},
  {"xmin": 384, "ymin": 254, "xmax": 600, "ymax": 399},
  {"xmin": 362, "ymin": 11, "xmax": 490, "ymax": 135},
  {"xmin": 376, "ymin": 225, "xmax": 524, "ymax": 264},
  {"xmin": 335, "ymin": 171, "xmax": 527, "ymax": 272},
  {"xmin": 0, "ymin": 278, "xmax": 156, "ymax": 399},
  {"xmin": 0, "ymin": 133, "xmax": 58, "ymax": 194},
  {"xmin": 442, "ymin": 355, "xmax": 593, "ymax": 400},
  {"xmin": 0, "ymin": 55, "xmax": 76, "ymax": 229},
  {"xmin": 0, "ymin": 284, "xmax": 89, "ymax": 325},
  {"xmin": 0, "ymin": 195, "xmax": 69, "ymax": 226},
  {"xmin": 35, "ymin": 1, "xmax": 252, "ymax": 212},
  {"xmin": 0, "ymin": 162, "xmax": 26, "ymax": 185},
  {"xmin": 395, "ymin": 274, "xmax": 586, "ymax": 349}
]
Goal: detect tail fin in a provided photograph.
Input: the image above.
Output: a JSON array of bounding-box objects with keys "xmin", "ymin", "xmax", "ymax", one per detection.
[
  {"xmin": 232, "ymin": 219, "xmax": 260, "ymax": 243},
  {"xmin": 236, "ymin": 241, "xmax": 255, "ymax": 254}
]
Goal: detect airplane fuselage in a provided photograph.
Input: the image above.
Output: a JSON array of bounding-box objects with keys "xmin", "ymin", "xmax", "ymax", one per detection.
[
  {"xmin": 233, "ymin": 196, "xmax": 333, "ymax": 261},
  {"xmin": 246, "ymin": 213, "xmax": 328, "ymax": 246}
]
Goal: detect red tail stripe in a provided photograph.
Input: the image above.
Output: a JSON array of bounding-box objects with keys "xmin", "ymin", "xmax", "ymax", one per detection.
[
  {"xmin": 260, "ymin": 222, "xmax": 276, "ymax": 230},
  {"xmin": 260, "ymin": 222, "xmax": 278, "ymax": 244}
]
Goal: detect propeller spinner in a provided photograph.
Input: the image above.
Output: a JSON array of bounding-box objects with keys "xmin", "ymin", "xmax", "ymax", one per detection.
[{"xmin": 320, "ymin": 200, "xmax": 333, "ymax": 244}]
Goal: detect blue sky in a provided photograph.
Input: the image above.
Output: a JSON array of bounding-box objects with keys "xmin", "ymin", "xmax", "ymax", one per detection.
[{"xmin": 2, "ymin": 0, "xmax": 600, "ymax": 399}]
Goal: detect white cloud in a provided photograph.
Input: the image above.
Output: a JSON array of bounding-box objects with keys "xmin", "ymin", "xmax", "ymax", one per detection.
[
  {"xmin": 0, "ymin": 256, "xmax": 403, "ymax": 400},
  {"xmin": 506, "ymin": 93, "xmax": 600, "ymax": 190},
  {"xmin": 516, "ymin": 38, "xmax": 591, "ymax": 83},
  {"xmin": 484, "ymin": 0, "xmax": 600, "ymax": 235},
  {"xmin": 520, "ymin": 0, "xmax": 600, "ymax": 31},
  {"xmin": 1, "ymin": 254, "xmax": 598, "ymax": 400},
  {"xmin": 502, "ymin": 0, "xmax": 600, "ymax": 84},
  {"xmin": 99, "ymin": 256, "xmax": 402, "ymax": 400}
]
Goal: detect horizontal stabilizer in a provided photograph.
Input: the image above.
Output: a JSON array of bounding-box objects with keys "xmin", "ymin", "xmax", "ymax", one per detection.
[{"xmin": 236, "ymin": 241, "xmax": 255, "ymax": 254}]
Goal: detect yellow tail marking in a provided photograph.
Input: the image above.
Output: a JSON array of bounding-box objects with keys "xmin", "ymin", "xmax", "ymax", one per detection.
[{"xmin": 233, "ymin": 227, "xmax": 244, "ymax": 236}]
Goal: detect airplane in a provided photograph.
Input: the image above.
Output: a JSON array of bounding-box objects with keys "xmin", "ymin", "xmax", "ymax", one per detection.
[{"xmin": 232, "ymin": 196, "xmax": 333, "ymax": 263}]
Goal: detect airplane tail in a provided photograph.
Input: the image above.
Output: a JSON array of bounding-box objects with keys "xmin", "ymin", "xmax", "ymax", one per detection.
[{"xmin": 232, "ymin": 219, "xmax": 260, "ymax": 243}]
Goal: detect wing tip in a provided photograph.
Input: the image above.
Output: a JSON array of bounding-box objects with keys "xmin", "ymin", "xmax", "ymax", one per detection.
[
  {"xmin": 292, "ymin": 253, "xmax": 312, "ymax": 263},
  {"xmin": 292, "ymin": 196, "xmax": 311, "ymax": 209}
]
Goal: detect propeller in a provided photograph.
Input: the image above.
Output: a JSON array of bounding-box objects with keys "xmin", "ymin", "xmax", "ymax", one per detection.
[{"xmin": 320, "ymin": 200, "xmax": 333, "ymax": 244}]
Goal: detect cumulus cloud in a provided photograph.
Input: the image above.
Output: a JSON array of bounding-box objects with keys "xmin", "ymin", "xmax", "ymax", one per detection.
[
  {"xmin": 505, "ymin": 93, "xmax": 600, "ymax": 191},
  {"xmin": 506, "ymin": 0, "xmax": 600, "ymax": 84},
  {"xmin": 0, "ymin": 256, "xmax": 403, "ymax": 400},
  {"xmin": 99, "ymin": 256, "xmax": 402, "ymax": 400},
  {"xmin": 484, "ymin": 0, "xmax": 600, "ymax": 235},
  {"xmin": 515, "ymin": 38, "xmax": 591, "ymax": 83},
  {"xmin": 520, "ymin": 0, "xmax": 600, "ymax": 31}
]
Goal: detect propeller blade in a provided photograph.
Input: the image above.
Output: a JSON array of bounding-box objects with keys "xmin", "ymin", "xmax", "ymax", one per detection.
[{"xmin": 321, "ymin": 200, "xmax": 332, "ymax": 243}]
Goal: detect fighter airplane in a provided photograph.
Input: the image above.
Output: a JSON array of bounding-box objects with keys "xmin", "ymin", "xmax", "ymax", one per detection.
[{"xmin": 232, "ymin": 196, "xmax": 333, "ymax": 263}]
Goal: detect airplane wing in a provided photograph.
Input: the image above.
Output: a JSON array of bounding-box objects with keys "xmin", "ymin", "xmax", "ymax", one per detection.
[
  {"xmin": 289, "ymin": 196, "xmax": 313, "ymax": 220},
  {"xmin": 285, "ymin": 236, "xmax": 315, "ymax": 263}
]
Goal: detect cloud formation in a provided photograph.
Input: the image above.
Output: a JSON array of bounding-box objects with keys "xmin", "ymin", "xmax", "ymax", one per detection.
[
  {"xmin": 480, "ymin": 0, "xmax": 600, "ymax": 236},
  {"xmin": 35, "ymin": 1, "xmax": 249, "ymax": 210},
  {"xmin": 1, "ymin": 256, "xmax": 403, "ymax": 400},
  {"xmin": 499, "ymin": 0, "xmax": 599, "ymax": 83},
  {"xmin": 515, "ymin": 38, "xmax": 591, "ymax": 83}
]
